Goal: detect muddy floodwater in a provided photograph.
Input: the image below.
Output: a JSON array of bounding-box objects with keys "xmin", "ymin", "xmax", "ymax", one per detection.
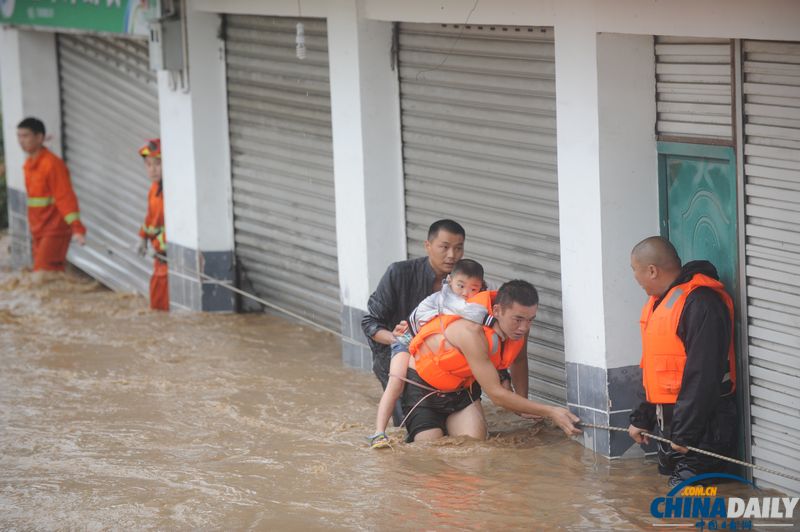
[{"xmin": 1, "ymin": 242, "xmax": 795, "ymax": 530}]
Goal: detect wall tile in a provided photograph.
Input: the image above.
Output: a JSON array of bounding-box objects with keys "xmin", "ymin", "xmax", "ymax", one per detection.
[
  {"xmin": 608, "ymin": 365, "xmax": 643, "ymax": 411},
  {"xmin": 610, "ymin": 410, "xmax": 636, "ymax": 457},
  {"xmin": 566, "ymin": 362, "xmax": 579, "ymax": 405},
  {"xmin": 578, "ymin": 363, "xmax": 609, "ymax": 411}
]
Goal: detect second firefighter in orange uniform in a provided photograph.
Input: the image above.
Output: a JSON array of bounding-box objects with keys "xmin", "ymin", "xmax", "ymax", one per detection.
[
  {"xmin": 18, "ymin": 117, "xmax": 87, "ymax": 271},
  {"xmin": 137, "ymin": 139, "xmax": 169, "ymax": 311}
]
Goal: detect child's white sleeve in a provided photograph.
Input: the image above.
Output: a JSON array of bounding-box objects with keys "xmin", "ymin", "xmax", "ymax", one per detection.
[
  {"xmin": 440, "ymin": 288, "xmax": 489, "ymax": 325},
  {"xmin": 407, "ymin": 292, "xmax": 443, "ymax": 336}
]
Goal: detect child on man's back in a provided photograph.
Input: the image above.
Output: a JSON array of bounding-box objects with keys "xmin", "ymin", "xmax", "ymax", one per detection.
[{"xmin": 368, "ymin": 258, "xmax": 491, "ymax": 448}]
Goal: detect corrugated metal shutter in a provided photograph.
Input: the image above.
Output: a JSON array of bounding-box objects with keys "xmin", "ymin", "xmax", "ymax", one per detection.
[
  {"xmin": 58, "ymin": 34, "xmax": 158, "ymax": 294},
  {"xmin": 225, "ymin": 15, "xmax": 341, "ymax": 330},
  {"xmin": 655, "ymin": 36, "xmax": 734, "ymax": 141},
  {"xmin": 742, "ymin": 40, "xmax": 800, "ymax": 495},
  {"xmin": 399, "ymin": 23, "xmax": 564, "ymax": 404}
]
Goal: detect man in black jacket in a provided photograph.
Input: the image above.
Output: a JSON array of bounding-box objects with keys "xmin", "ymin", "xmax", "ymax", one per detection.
[
  {"xmin": 627, "ymin": 236, "xmax": 737, "ymax": 487},
  {"xmin": 361, "ymin": 219, "xmax": 466, "ymax": 420}
]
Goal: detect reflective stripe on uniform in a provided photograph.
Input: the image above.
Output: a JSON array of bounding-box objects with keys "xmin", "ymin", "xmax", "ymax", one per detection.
[
  {"xmin": 141, "ymin": 225, "xmax": 165, "ymax": 236},
  {"xmin": 64, "ymin": 212, "xmax": 81, "ymax": 224},
  {"xmin": 27, "ymin": 196, "xmax": 55, "ymax": 207},
  {"xmin": 156, "ymin": 232, "xmax": 166, "ymax": 251}
]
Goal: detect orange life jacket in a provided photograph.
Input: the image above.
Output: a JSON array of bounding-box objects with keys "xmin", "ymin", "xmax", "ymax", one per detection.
[
  {"xmin": 409, "ymin": 290, "xmax": 525, "ymax": 392},
  {"xmin": 640, "ymin": 273, "xmax": 736, "ymax": 404}
]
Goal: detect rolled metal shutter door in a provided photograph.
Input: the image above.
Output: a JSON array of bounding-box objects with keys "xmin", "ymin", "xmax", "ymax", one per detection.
[
  {"xmin": 399, "ymin": 23, "xmax": 564, "ymax": 404},
  {"xmin": 655, "ymin": 36, "xmax": 733, "ymax": 141},
  {"xmin": 225, "ymin": 15, "xmax": 341, "ymax": 330},
  {"xmin": 58, "ymin": 34, "xmax": 159, "ymax": 294},
  {"xmin": 742, "ymin": 40, "xmax": 800, "ymax": 495}
]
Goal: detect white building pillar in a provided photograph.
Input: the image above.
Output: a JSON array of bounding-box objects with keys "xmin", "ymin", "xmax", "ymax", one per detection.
[
  {"xmin": 553, "ymin": 8, "xmax": 608, "ymax": 454},
  {"xmin": 596, "ymin": 32, "xmax": 660, "ymax": 457},
  {"xmin": 555, "ymin": 13, "xmax": 660, "ymax": 457},
  {"xmin": 158, "ymin": 6, "xmax": 235, "ymax": 311},
  {"xmin": 326, "ymin": 1, "xmax": 406, "ymax": 370},
  {"xmin": 0, "ymin": 28, "xmax": 61, "ymax": 269}
]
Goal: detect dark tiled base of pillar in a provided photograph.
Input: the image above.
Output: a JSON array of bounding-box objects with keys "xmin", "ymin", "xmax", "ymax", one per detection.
[
  {"xmin": 340, "ymin": 305, "xmax": 372, "ymax": 371},
  {"xmin": 7, "ymin": 188, "xmax": 31, "ymax": 269},
  {"xmin": 167, "ymin": 243, "xmax": 234, "ymax": 312},
  {"xmin": 567, "ymin": 362, "xmax": 643, "ymax": 458}
]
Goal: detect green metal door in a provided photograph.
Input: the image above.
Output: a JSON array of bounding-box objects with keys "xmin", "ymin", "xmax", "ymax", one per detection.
[
  {"xmin": 657, "ymin": 141, "xmax": 744, "ymax": 466},
  {"xmin": 658, "ymin": 142, "xmax": 738, "ymax": 297}
]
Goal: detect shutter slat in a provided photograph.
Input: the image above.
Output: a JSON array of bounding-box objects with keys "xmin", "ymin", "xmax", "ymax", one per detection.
[
  {"xmin": 400, "ymin": 23, "xmax": 565, "ymax": 405},
  {"xmin": 744, "ymin": 39, "xmax": 800, "ymax": 496},
  {"xmin": 58, "ymin": 34, "xmax": 157, "ymax": 294},
  {"xmin": 226, "ymin": 15, "xmax": 341, "ymax": 330},
  {"xmin": 655, "ymin": 36, "xmax": 733, "ymax": 140}
]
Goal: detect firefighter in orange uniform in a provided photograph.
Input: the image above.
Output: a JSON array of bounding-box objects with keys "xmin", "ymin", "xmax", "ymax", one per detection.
[
  {"xmin": 136, "ymin": 139, "xmax": 169, "ymax": 311},
  {"xmin": 17, "ymin": 117, "xmax": 86, "ymax": 271}
]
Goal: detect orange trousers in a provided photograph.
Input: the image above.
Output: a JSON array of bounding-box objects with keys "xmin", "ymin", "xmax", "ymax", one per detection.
[
  {"xmin": 32, "ymin": 233, "xmax": 72, "ymax": 272},
  {"xmin": 150, "ymin": 259, "xmax": 169, "ymax": 311}
]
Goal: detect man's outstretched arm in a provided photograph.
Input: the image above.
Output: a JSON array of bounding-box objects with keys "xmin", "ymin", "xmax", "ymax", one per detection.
[
  {"xmin": 445, "ymin": 321, "xmax": 581, "ymax": 437},
  {"xmin": 510, "ymin": 337, "xmax": 529, "ymax": 398}
]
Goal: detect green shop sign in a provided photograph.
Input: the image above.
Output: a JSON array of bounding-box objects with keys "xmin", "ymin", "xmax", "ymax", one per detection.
[{"xmin": 0, "ymin": 0, "xmax": 156, "ymax": 36}]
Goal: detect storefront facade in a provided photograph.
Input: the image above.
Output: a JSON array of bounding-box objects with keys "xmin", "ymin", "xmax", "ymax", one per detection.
[{"xmin": 3, "ymin": 0, "xmax": 798, "ymax": 494}]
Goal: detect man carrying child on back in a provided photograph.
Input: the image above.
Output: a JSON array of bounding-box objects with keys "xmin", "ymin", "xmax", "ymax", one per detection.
[
  {"xmin": 368, "ymin": 258, "xmax": 490, "ymax": 448},
  {"xmin": 401, "ymin": 279, "xmax": 581, "ymax": 442},
  {"xmin": 361, "ymin": 219, "xmax": 469, "ymax": 426}
]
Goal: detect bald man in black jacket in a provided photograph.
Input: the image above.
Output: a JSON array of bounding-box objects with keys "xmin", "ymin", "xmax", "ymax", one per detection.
[{"xmin": 628, "ymin": 236, "xmax": 738, "ymax": 487}]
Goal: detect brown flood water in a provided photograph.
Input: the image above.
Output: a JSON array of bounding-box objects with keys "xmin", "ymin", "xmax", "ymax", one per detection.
[{"xmin": 0, "ymin": 238, "xmax": 795, "ymax": 530}]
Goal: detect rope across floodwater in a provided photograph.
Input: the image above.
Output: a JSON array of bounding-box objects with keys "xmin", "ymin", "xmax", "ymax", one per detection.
[{"xmin": 579, "ymin": 422, "xmax": 800, "ymax": 483}]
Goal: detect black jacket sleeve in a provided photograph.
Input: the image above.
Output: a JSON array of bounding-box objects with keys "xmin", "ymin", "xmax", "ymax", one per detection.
[
  {"xmin": 361, "ymin": 264, "xmax": 397, "ymax": 341},
  {"xmin": 630, "ymin": 400, "xmax": 657, "ymax": 431},
  {"xmin": 670, "ymin": 288, "xmax": 732, "ymax": 447}
]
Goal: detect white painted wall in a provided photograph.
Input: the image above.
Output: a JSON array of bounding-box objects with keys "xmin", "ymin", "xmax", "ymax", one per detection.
[
  {"xmin": 596, "ymin": 33, "xmax": 659, "ymax": 369},
  {"xmin": 364, "ymin": 0, "xmax": 556, "ymax": 25},
  {"xmin": 363, "ymin": 0, "xmax": 798, "ymax": 41},
  {"xmin": 158, "ymin": 7, "xmax": 233, "ymax": 252},
  {"xmin": 158, "ymin": 71, "xmax": 198, "ymax": 249},
  {"xmin": 327, "ymin": 1, "xmax": 405, "ymax": 309},
  {"xmin": 552, "ymin": 5, "xmax": 606, "ymax": 369},
  {"xmin": 591, "ymin": 0, "xmax": 799, "ymax": 41},
  {"xmin": 0, "ymin": 28, "xmax": 26, "ymax": 192},
  {"xmin": 193, "ymin": 0, "xmax": 328, "ymax": 18},
  {"xmin": 358, "ymin": 20, "xmax": 406, "ymax": 297},
  {"xmin": 0, "ymin": 28, "xmax": 61, "ymax": 191},
  {"xmin": 326, "ymin": 3, "xmax": 370, "ymax": 309}
]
